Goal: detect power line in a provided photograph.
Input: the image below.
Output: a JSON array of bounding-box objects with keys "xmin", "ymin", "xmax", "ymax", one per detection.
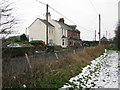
[
  {"xmin": 49, "ymin": 5, "xmax": 94, "ymax": 32},
  {"xmin": 36, "ymin": 0, "xmax": 94, "ymax": 32},
  {"xmin": 88, "ymin": 0, "xmax": 99, "ymax": 16},
  {"xmin": 36, "ymin": 0, "xmax": 46, "ymax": 5}
]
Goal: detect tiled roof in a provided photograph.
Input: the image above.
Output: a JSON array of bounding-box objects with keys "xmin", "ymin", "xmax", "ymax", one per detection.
[
  {"xmin": 54, "ymin": 20, "xmax": 80, "ymax": 32},
  {"xmin": 39, "ymin": 19, "xmax": 55, "ymax": 27},
  {"xmin": 29, "ymin": 18, "xmax": 54, "ymax": 28}
]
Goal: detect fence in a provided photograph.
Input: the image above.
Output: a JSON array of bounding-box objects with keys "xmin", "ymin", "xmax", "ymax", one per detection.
[{"xmin": 3, "ymin": 48, "xmax": 84, "ymax": 72}]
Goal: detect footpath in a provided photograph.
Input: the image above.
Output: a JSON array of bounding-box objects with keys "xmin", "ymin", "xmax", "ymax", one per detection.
[{"xmin": 61, "ymin": 50, "xmax": 119, "ymax": 89}]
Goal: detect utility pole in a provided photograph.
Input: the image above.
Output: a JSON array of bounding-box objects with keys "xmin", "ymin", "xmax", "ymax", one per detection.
[
  {"xmin": 46, "ymin": 4, "xmax": 49, "ymax": 45},
  {"xmin": 26, "ymin": 27, "xmax": 27, "ymax": 35},
  {"xmin": 106, "ymin": 31, "xmax": 107, "ymax": 39},
  {"xmin": 95, "ymin": 30, "xmax": 96, "ymax": 41},
  {"xmin": 109, "ymin": 33, "xmax": 110, "ymax": 40},
  {"xmin": 98, "ymin": 14, "xmax": 101, "ymax": 44}
]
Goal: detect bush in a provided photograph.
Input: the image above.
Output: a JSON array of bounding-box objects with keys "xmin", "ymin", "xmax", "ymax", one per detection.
[
  {"xmin": 105, "ymin": 44, "xmax": 117, "ymax": 50},
  {"xmin": 20, "ymin": 34, "xmax": 28, "ymax": 42},
  {"xmin": 46, "ymin": 46, "xmax": 54, "ymax": 52},
  {"xmin": 30, "ymin": 40, "xmax": 45, "ymax": 47},
  {"xmin": 54, "ymin": 45, "xmax": 62, "ymax": 51},
  {"xmin": 82, "ymin": 41, "xmax": 99, "ymax": 47},
  {"xmin": 2, "ymin": 47, "xmax": 38, "ymax": 59}
]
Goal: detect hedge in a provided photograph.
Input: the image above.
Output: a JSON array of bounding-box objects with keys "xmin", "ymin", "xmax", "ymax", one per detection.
[{"xmin": 2, "ymin": 47, "xmax": 39, "ymax": 59}]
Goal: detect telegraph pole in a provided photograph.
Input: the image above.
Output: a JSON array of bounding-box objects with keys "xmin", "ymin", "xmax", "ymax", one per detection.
[
  {"xmin": 26, "ymin": 27, "xmax": 27, "ymax": 35},
  {"xmin": 109, "ymin": 33, "xmax": 110, "ymax": 40},
  {"xmin": 106, "ymin": 31, "xmax": 107, "ymax": 39},
  {"xmin": 46, "ymin": 4, "xmax": 49, "ymax": 45},
  {"xmin": 95, "ymin": 30, "xmax": 96, "ymax": 41},
  {"xmin": 98, "ymin": 14, "xmax": 101, "ymax": 44}
]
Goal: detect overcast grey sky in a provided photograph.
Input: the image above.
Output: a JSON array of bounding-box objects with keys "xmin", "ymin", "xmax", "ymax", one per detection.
[{"xmin": 10, "ymin": 0, "xmax": 119, "ymax": 41}]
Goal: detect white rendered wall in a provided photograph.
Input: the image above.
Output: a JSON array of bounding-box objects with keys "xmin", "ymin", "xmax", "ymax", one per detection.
[
  {"xmin": 119, "ymin": 1, "xmax": 120, "ymax": 21},
  {"xmin": 48, "ymin": 15, "xmax": 68, "ymax": 47},
  {"xmin": 29, "ymin": 19, "xmax": 46, "ymax": 43}
]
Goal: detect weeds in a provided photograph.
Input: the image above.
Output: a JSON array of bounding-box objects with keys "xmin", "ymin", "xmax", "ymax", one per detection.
[{"xmin": 3, "ymin": 45, "xmax": 105, "ymax": 88}]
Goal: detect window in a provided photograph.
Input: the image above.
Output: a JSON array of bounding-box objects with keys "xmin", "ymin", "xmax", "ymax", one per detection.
[
  {"xmin": 49, "ymin": 29, "xmax": 53, "ymax": 34},
  {"xmin": 64, "ymin": 30, "xmax": 66, "ymax": 36},
  {"xmin": 62, "ymin": 28, "xmax": 63, "ymax": 35},
  {"xmin": 69, "ymin": 41, "xmax": 72, "ymax": 46},
  {"xmin": 49, "ymin": 39, "xmax": 54, "ymax": 46},
  {"xmin": 49, "ymin": 39, "xmax": 53, "ymax": 43},
  {"xmin": 62, "ymin": 39, "xmax": 64, "ymax": 45}
]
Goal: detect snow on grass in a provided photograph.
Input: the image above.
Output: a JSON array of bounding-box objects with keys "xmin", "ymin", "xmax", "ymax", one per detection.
[{"xmin": 60, "ymin": 50, "xmax": 119, "ymax": 88}]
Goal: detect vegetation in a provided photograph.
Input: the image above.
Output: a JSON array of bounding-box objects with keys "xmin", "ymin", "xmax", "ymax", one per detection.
[
  {"xmin": 2, "ymin": 47, "xmax": 37, "ymax": 59},
  {"xmin": 20, "ymin": 34, "xmax": 28, "ymax": 42},
  {"xmin": 3, "ymin": 45, "xmax": 105, "ymax": 88},
  {"xmin": 30, "ymin": 40, "xmax": 45, "ymax": 47},
  {"xmin": 115, "ymin": 22, "xmax": 120, "ymax": 50},
  {"xmin": 82, "ymin": 41, "xmax": 99, "ymax": 47}
]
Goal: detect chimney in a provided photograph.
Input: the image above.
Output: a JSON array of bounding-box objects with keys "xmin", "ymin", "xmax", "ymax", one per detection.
[
  {"xmin": 59, "ymin": 18, "xmax": 64, "ymax": 23},
  {"xmin": 47, "ymin": 12, "xmax": 51, "ymax": 21},
  {"xmin": 48, "ymin": 12, "xmax": 51, "ymax": 17}
]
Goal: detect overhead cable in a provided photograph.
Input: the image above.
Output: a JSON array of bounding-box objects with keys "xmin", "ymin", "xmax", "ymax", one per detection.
[
  {"xmin": 36, "ymin": 0, "xmax": 94, "ymax": 32},
  {"xmin": 88, "ymin": 0, "xmax": 99, "ymax": 15}
]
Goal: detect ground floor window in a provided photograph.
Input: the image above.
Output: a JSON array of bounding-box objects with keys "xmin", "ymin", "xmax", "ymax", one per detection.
[
  {"xmin": 49, "ymin": 39, "xmax": 53, "ymax": 43},
  {"xmin": 62, "ymin": 39, "xmax": 65, "ymax": 45},
  {"xmin": 69, "ymin": 41, "xmax": 72, "ymax": 46}
]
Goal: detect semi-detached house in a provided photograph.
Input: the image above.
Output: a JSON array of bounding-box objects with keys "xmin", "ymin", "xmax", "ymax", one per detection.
[{"xmin": 29, "ymin": 13, "xmax": 82, "ymax": 47}]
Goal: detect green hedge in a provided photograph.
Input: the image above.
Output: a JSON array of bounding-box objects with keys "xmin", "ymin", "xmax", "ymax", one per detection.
[
  {"xmin": 2, "ymin": 47, "xmax": 39, "ymax": 59},
  {"xmin": 82, "ymin": 41, "xmax": 99, "ymax": 47},
  {"xmin": 46, "ymin": 46, "xmax": 54, "ymax": 52}
]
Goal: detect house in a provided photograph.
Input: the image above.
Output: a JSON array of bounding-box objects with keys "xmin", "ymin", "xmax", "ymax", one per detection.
[
  {"xmin": 118, "ymin": 1, "xmax": 120, "ymax": 21},
  {"xmin": 29, "ymin": 13, "xmax": 82, "ymax": 47},
  {"xmin": 29, "ymin": 18, "xmax": 55, "ymax": 44},
  {"xmin": 101, "ymin": 35, "xmax": 108, "ymax": 44}
]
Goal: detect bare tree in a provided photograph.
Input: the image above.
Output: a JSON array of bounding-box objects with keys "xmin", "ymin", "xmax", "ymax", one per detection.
[{"xmin": 0, "ymin": 0, "xmax": 18, "ymax": 38}]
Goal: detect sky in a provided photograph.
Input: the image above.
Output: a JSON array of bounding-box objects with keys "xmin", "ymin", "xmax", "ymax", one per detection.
[{"xmin": 9, "ymin": 0, "xmax": 119, "ymax": 41}]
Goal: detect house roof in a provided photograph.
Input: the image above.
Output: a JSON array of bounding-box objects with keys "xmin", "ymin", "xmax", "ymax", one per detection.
[
  {"xmin": 39, "ymin": 19, "xmax": 55, "ymax": 27},
  {"xmin": 29, "ymin": 18, "xmax": 80, "ymax": 33},
  {"xmin": 29, "ymin": 18, "xmax": 54, "ymax": 28},
  {"xmin": 101, "ymin": 36, "xmax": 108, "ymax": 41},
  {"xmin": 54, "ymin": 20, "xmax": 80, "ymax": 33},
  {"xmin": 55, "ymin": 20, "xmax": 72, "ymax": 30}
]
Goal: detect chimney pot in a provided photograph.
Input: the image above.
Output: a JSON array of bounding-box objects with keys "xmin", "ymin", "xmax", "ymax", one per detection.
[
  {"xmin": 48, "ymin": 12, "xmax": 51, "ymax": 16},
  {"xmin": 59, "ymin": 18, "xmax": 64, "ymax": 23}
]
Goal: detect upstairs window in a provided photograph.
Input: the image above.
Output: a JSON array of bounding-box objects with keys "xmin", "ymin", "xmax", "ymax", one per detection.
[
  {"xmin": 49, "ymin": 29, "xmax": 53, "ymax": 34},
  {"xmin": 62, "ymin": 28, "xmax": 64, "ymax": 35}
]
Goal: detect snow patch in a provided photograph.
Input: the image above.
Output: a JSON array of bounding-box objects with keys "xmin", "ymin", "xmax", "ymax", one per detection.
[{"xmin": 60, "ymin": 50, "xmax": 119, "ymax": 88}]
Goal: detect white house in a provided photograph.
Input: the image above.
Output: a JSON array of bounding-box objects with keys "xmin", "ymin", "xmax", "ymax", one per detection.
[
  {"xmin": 118, "ymin": 1, "xmax": 120, "ymax": 21},
  {"xmin": 29, "ymin": 18, "xmax": 55, "ymax": 44},
  {"xmin": 29, "ymin": 13, "xmax": 82, "ymax": 47}
]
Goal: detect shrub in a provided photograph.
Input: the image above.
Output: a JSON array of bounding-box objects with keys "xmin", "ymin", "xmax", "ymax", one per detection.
[
  {"xmin": 20, "ymin": 34, "xmax": 28, "ymax": 42},
  {"xmin": 46, "ymin": 46, "xmax": 54, "ymax": 52},
  {"xmin": 30, "ymin": 40, "xmax": 45, "ymax": 47},
  {"xmin": 2, "ymin": 47, "xmax": 37, "ymax": 59}
]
